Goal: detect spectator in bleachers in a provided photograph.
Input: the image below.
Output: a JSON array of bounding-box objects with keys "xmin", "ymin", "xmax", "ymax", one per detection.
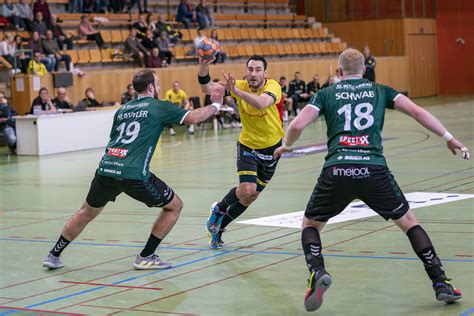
[
  {"xmin": 363, "ymin": 45, "xmax": 376, "ymax": 82},
  {"xmin": 196, "ymin": 0, "xmax": 213, "ymax": 29},
  {"xmin": 27, "ymin": 51, "xmax": 48, "ymax": 75},
  {"xmin": 13, "ymin": 35, "xmax": 30, "ymax": 73},
  {"xmin": 3, "ymin": 0, "xmax": 26, "ymax": 31},
  {"xmin": 48, "ymin": 14, "xmax": 73, "ymax": 50},
  {"xmin": 141, "ymin": 29, "xmax": 157, "ymax": 51},
  {"xmin": 321, "ymin": 75, "xmax": 335, "ymax": 89},
  {"xmin": 124, "ymin": 27, "xmax": 149, "ymax": 67},
  {"xmin": 176, "ymin": 0, "xmax": 196, "ymax": 29},
  {"xmin": 33, "ymin": 0, "xmax": 50, "ymax": 21},
  {"xmin": 0, "ymin": 91, "xmax": 17, "ymax": 154},
  {"xmin": 156, "ymin": 14, "xmax": 182, "ymax": 44},
  {"xmin": 209, "ymin": 29, "xmax": 226, "ymax": 63},
  {"xmin": 52, "ymin": 87, "xmax": 73, "ymax": 110},
  {"xmin": 69, "ymin": 0, "xmax": 83, "ymax": 13},
  {"xmin": 132, "ymin": 14, "xmax": 148, "ymax": 39},
  {"xmin": 80, "ymin": 88, "xmax": 120, "ymax": 108},
  {"xmin": 146, "ymin": 14, "xmax": 156, "ymax": 33},
  {"xmin": 288, "ymin": 71, "xmax": 309, "ymax": 115},
  {"xmin": 191, "ymin": 27, "xmax": 206, "ymax": 55},
  {"xmin": 165, "ymin": 81, "xmax": 194, "ymax": 134},
  {"xmin": 127, "ymin": 0, "xmax": 148, "ymax": 14},
  {"xmin": 30, "ymin": 87, "xmax": 57, "ymax": 113},
  {"xmin": 279, "ymin": 76, "xmax": 293, "ymax": 121},
  {"xmin": 28, "ymin": 32, "xmax": 54, "ymax": 72},
  {"xmin": 306, "ymin": 74, "xmax": 321, "ymax": 97},
  {"xmin": 146, "ymin": 47, "xmax": 167, "ymax": 68},
  {"xmin": 78, "ymin": 15, "xmax": 105, "ymax": 48},
  {"xmin": 14, "ymin": 0, "xmax": 33, "ymax": 31},
  {"xmin": 0, "ymin": 33, "xmax": 15, "ymax": 65},
  {"xmin": 156, "ymin": 31, "xmax": 173, "ymax": 65},
  {"xmin": 43, "ymin": 30, "xmax": 71, "ymax": 72},
  {"xmin": 32, "ymin": 11, "xmax": 48, "ymax": 38},
  {"xmin": 121, "ymin": 84, "xmax": 137, "ymax": 104}
]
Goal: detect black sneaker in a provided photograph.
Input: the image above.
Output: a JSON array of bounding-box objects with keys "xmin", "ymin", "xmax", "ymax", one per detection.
[
  {"xmin": 433, "ymin": 278, "xmax": 462, "ymax": 303},
  {"xmin": 304, "ymin": 269, "xmax": 332, "ymax": 312}
]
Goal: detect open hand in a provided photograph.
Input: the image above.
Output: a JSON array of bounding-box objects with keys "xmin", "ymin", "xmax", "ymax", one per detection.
[{"xmin": 219, "ymin": 71, "xmax": 236, "ymax": 93}]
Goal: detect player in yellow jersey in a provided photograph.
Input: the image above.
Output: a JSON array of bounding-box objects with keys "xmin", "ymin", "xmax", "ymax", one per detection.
[{"xmin": 198, "ymin": 55, "xmax": 284, "ymax": 248}]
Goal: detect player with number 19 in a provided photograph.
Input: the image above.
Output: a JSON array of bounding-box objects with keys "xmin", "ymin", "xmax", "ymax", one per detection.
[{"xmin": 43, "ymin": 68, "xmax": 225, "ymax": 270}]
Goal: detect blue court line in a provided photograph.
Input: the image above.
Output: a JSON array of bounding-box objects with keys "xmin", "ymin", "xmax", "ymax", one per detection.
[{"xmin": 461, "ymin": 308, "xmax": 474, "ymax": 316}]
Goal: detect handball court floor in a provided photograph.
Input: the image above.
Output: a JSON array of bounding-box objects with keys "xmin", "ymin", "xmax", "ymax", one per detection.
[{"xmin": 0, "ymin": 96, "xmax": 473, "ymax": 316}]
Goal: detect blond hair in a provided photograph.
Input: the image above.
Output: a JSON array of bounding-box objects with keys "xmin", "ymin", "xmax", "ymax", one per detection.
[{"xmin": 338, "ymin": 48, "xmax": 365, "ymax": 75}]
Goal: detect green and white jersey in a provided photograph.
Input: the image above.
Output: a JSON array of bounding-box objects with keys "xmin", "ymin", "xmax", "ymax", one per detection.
[
  {"xmin": 307, "ymin": 77, "xmax": 401, "ymax": 167},
  {"xmin": 98, "ymin": 96, "xmax": 189, "ymax": 180}
]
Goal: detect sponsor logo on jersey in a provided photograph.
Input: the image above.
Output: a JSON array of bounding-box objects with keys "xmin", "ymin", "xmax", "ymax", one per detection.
[
  {"xmin": 339, "ymin": 135, "xmax": 369, "ymax": 147},
  {"xmin": 343, "ymin": 155, "xmax": 370, "ymax": 161},
  {"xmin": 332, "ymin": 166, "xmax": 370, "ymax": 178},
  {"xmin": 107, "ymin": 147, "xmax": 128, "ymax": 158}
]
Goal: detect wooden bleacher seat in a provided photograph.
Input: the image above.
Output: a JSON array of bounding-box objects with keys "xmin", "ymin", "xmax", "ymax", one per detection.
[
  {"xmin": 244, "ymin": 44, "xmax": 254, "ymax": 56},
  {"xmin": 100, "ymin": 49, "xmax": 113, "ymax": 62},
  {"xmin": 89, "ymin": 49, "xmax": 102, "ymax": 63},
  {"xmin": 173, "ymin": 46, "xmax": 186, "ymax": 60},
  {"xmin": 66, "ymin": 50, "xmax": 78, "ymax": 64},
  {"xmin": 110, "ymin": 30, "xmax": 123, "ymax": 43},
  {"xmin": 77, "ymin": 50, "xmax": 90, "ymax": 63}
]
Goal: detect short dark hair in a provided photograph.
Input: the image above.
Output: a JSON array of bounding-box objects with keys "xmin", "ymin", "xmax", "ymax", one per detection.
[
  {"xmin": 39, "ymin": 87, "xmax": 48, "ymax": 94},
  {"xmin": 127, "ymin": 83, "xmax": 133, "ymax": 89},
  {"xmin": 133, "ymin": 69, "xmax": 156, "ymax": 93},
  {"xmin": 279, "ymin": 76, "xmax": 286, "ymax": 81},
  {"xmin": 246, "ymin": 55, "xmax": 267, "ymax": 70}
]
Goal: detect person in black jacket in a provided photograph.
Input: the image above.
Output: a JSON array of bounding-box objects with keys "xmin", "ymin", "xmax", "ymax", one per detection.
[
  {"xmin": 288, "ymin": 71, "xmax": 309, "ymax": 116},
  {"xmin": 307, "ymin": 74, "xmax": 321, "ymax": 97},
  {"xmin": 0, "ymin": 91, "xmax": 17, "ymax": 154},
  {"xmin": 363, "ymin": 45, "xmax": 376, "ymax": 82}
]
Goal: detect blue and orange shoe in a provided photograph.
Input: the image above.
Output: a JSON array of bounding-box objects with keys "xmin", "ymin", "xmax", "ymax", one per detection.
[
  {"xmin": 208, "ymin": 229, "xmax": 225, "ymax": 249},
  {"xmin": 433, "ymin": 278, "xmax": 462, "ymax": 303},
  {"xmin": 206, "ymin": 202, "xmax": 224, "ymax": 234},
  {"xmin": 304, "ymin": 269, "xmax": 332, "ymax": 312}
]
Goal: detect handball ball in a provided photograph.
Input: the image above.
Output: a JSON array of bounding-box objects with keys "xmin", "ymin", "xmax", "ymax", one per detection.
[{"xmin": 198, "ymin": 38, "xmax": 219, "ymax": 60}]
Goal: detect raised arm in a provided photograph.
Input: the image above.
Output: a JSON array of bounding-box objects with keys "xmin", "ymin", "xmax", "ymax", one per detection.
[
  {"xmin": 197, "ymin": 57, "xmax": 216, "ymax": 94},
  {"xmin": 183, "ymin": 83, "xmax": 223, "ymax": 125},
  {"xmin": 394, "ymin": 94, "xmax": 469, "ymax": 159}
]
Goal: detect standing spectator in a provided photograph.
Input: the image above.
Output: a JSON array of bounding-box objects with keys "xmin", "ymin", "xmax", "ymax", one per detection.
[
  {"xmin": 28, "ymin": 31, "xmax": 54, "ymax": 71},
  {"xmin": 30, "ymin": 87, "xmax": 57, "ymax": 113},
  {"xmin": 146, "ymin": 47, "xmax": 167, "ymax": 68},
  {"xmin": 48, "ymin": 14, "xmax": 73, "ymax": 50},
  {"xmin": 164, "ymin": 81, "xmax": 194, "ymax": 134},
  {"xmin": 33, "ymin": 0, "xmax": 50, "ymax": 21},
  {"xmin": 124, "ymin": 28, "xmax": 148, "ymax": 67},
  {"xmin": 306, "ymin": 74, "xmax": 321, "ymax": 97},
  {"xmin": 52, "ymin": 87, "xmax": 73, "ymax": 110},
  {"xmin": 141, "ymin": 29, "xmax": 157, "ymax": 52},
  {"xmin": 156, "ymin": 14, "xmax": 182, "ymax": 44},
  {"xmin": 69, "ymin": 0, "xmax": 83, "ymax": 13},
  {"xmin": 43, "ymin": 30, "xmax": 71, "ymax": 72},
  {"xmin": 279, "ymin": 76, "xmax": 293, "ymax": 121},
  {"xmin": 196, "ymin": 0, "xmax": 213, "ymax": 29},
  {"xmin": 209, "ymin": 29, "xmax": 226, "ymax": 63},
  {"xmin": 288, "ymin": 71, "xmax": 309, "ymax": 115},
  {"xmin": 0, "ymin": 91, "xmax": 17, "ymax": 154},
  {"xmin": 132, "ymin": 14, "xmax": 148, "ymax": 39},
  {"xmin": 27, "ymin": 51, "xmax": 48, "ymax": 75},
  {"xmin": 121, "ymin": 84, "xmax": 137, "ymax": 104},
  {"xmin": 363, "ymin": 45, "xmax": 376, "ymax": 82},
  {"xmin": 156, "ymin": 31, "xmax": 173, "ymax": 65},
  {"xmin": 176, "ymin": 0, "xmax": 195, "ymax": 29},
  {"xmin": 78, "ymin": 15, "xmax": 105, "ymax": 48},
  {"xmin": 3, "ymin": 0, "xmax": 25, "ymax": 30},
  {"xmin": 32, "ymin": 11, "xmax": 48, "ymax": 38},
  {"xmin": 14, "ymin": 0, "xmax": 33, "ymax": 31}
]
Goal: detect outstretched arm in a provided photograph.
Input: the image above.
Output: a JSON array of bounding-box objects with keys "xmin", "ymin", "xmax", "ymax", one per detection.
[
  {"xmin": 197, "ymin": 57, "xmax": 216, "ymax": 94},
  {"xmin": 394, "ymin": 94, "xmax": 469, "ymax": 159},
  {"xmin": 183, "ymin": 83, "xmax": 223, "ymax": 125}
]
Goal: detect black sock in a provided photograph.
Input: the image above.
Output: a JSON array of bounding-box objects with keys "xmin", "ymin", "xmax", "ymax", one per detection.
[
  {"xmin": 220, "ymin": 202, "xmax": 248, "ymax": 230},
  {"xmin": 50, "ymin": 235, "xmax": 71, "ymax": 257},
  {"xmin": 216, "ymin": 187, "xmax": 238, "ymax": 213},
  {"xmin": 140, "ymin": 233, "xmax": 162, "ymax": 257},
  {"xmin": 302, "ymin": 226, "xmax": 324, "ymax": 273},
  {"xmin": 406, "ymin": 225, "xmax": 446, "ymax": 280}
]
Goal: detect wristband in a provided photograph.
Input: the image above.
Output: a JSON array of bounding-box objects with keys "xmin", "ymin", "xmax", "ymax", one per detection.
[
  {"xmin": 442, "ymin": 131, "xmax": 454, "ymax": 142},
  {"xmin": 211, "ymin": 102, "xmax": 221, "ymax": 112},
  {"xmin": 198, "ymin": 74, "xmax": 211, "ymax": 85}
]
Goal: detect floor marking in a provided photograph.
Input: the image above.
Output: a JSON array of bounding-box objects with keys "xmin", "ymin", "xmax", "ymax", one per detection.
[
  {"xmin": 237, "ymin": 192, "xmax": 474, "ymax": 228},
  {"xmin": 0, "ymin": 306, "xmax": 85, "ymax": 315},
  {"xmin": 82, "ymin": 304, "xmax": 197, "ymax": 315},
  {"xmin": 460, "ymin": 308, "xmax": 474, "ymax": 316},
  {"xmin": 59, "ymin": 281, "xmax": 162, "ymax": 290}
]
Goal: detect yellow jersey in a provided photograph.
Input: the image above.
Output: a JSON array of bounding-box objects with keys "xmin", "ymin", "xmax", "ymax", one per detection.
[
  {"xmin": 231, "ymin": 79, "xmax": 284, "ymax": 149},
  {"xmin": 27, "ymin": 60, "xmax": 48, "ymax": 75},
  {"xmin": 164, "ymin": 89, "xmax": 188, "ymax": 108}
]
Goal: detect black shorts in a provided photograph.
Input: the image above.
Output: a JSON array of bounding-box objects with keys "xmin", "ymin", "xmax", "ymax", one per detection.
[
  {"xmin": 86, "ymin": 172, "xmax": 175, "ymax": 208},
  {"xmin": 237, "ymin": 141, "xmax": 281, "ymax": 192},
  {"xmin": 305, "ymin": 164, "xmax": 409, "ymax": 222}
]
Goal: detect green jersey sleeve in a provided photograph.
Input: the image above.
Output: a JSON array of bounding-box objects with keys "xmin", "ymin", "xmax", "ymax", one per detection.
[
  {"xmin": 157, "ymin": 101, "xmax": 190, "ymax": 125},
  {"xmin": 307, "ymin": 90, "xmax": 325, "ymax": 114},
  {"xmin": 382, "ymin": 85, "xmax": 401, "ymax": 109}
]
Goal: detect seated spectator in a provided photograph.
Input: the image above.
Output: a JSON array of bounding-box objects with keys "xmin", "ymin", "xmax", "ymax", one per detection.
[
  {"xmin": 0, "ymin": 33, "xmax": 16, "ymax": 65},
  {"xmin": 33, "ymin": 0, "xmax": 50, "ymax": 22},
  {"xmin": 14, "ymin": 0, "xmax": 33, "ymax": 31},
  {"xmin": 288, "ymin": 71, "xmax": 309, "ymax": 115},
  {"xmin": 28, "ymin": 31, "xmax": 54, "ymax": 72},
  {"xmin": 307, "ymin": 74, "xmax": 321, "ymax": 96},
  {"xmin": 204, "ymin": 81, "xmax": 240, "ymax": 128},
  {"xmin": 3, "ymin": 0, "xmax": 25, "ymax": 30},
  {"xmin": 156, "ymin": 14, "xmax": 182, "ymax": 44},
  {"xmin": 52, "ymin": 87, "xmax": 73, "ymax": 111},
  {"xmin": 192, "ymin": 27, "xmax": 206, "ymax": 55},
  {"xmin": 279, "ymin": 76, "xmax": 293, "ymax": 121},
  {"xmin": 121, "ymin": 84, "xmax": 137, "ymax": 104},
  {"xmin": 141, "ymin": 29, "xmax": 157, "ymax": 52},
  {"xmin": 124, "ymin": 28, "xmax": 148, "ymax": 67},
  {"xmin": 0, "ymin": 91, "xmax": 17, "ymax": 154},
  {"xmin": 78, "ymin": 15, "xmax": 105, "ymax": 48},
  {"xmin": 209, "ymin": 29, "xmax": 226, "ymax": 63},
  {"xmin": 108, "ymin": 0, "xmax": 122, "ymax": 13},
  {"xmin": 146, "ymin": 47, "xmax": 167, "ymax": 68},
  {"xmin": 27, "ymin": 51, "xmax": 48, "ymax": 75},
  {"xmin": 69, "ymin": 0, "xmax": 83, "ymax": 13},
  {"xmin": 48, "ymin": 14, "xmax": 73, "ymax": 50},
  {"xmin": 321, "ymin": 75, "xmax": 335, "ymax": 89},
  {"xmin": 32, "ymin": 11, "xmax": 48, "ymax": 38},
  {"xmin": 176, "ymin": 0, "xmax": 195, "ymax": 29},
  {"xmin": 79, "ymin": 88, "xmax": 119, "ymax": 108},
  {"xmin": 146, "ymin": 14, "xmax": 156, "ymax": 34},
  {"xmin": 196, "ymin": 0, "xmax": 213, "ymax": 29},
  {"xmin": 132, "ymin": 14, "xmax": 148, "ymax": 39},
  {"xmin": 1, "ymin": 34, "xmax": 29, "ymax": 74},
  {"xmin": 165, "ymin": 81, "xmax": 193, "ymax": 134},
  {"xmin": 43, "ymin": 30, "xmax": 71, "ymax": 72},
  {"xmin": 30, "ymin": 87, "xmax": 57, "ymax": 113},
  {"xmin": 156, "ymin": 31, "xmax": 173, "ymax": 64},
  {"xmin": 13, "ymin": 35, "xmax": 30, "ymax": 73}
]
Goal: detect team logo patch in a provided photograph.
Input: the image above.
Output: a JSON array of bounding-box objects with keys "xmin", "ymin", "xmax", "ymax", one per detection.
[
  {"xmin": 107, "ymin": 147, "xmax": 128, "ymax": 158},
  {"xmin": 339, "ymin": 135, "xmax": 369, "ymax": 147}
]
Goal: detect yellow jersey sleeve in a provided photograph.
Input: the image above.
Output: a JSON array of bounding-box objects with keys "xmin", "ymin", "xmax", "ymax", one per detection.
[{"xmin": 262, "ymin": 79, "xmax": 282, "ymax": 105}]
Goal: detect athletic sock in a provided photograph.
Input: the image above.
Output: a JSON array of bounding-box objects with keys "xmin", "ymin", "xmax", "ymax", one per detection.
[
  {"xmin": 50, "ymin": 235, "xmax": 71, "ymax": 257},
  {"xmin": 406, "ymin": 225, "xmax": 446, "ymax": 280},
  {"xmin": 220, "ymin": 202, "xmax": 248, "ymax": 230},
  {"xmin": 302, "ymin": 226, "xmax": 324, "ymax": 273},
  {"xmin": 216, "ymin": 187, "xmax": 238, "ymax": 213},
  {"xmin": 140, "ymin": 233, "xmax": 162, "ymax": 257}
]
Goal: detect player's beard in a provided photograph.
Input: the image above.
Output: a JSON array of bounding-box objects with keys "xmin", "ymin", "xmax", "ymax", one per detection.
[{"xmin": 248, "ymin": 77, "xmax": 264, "ymax": 91}]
